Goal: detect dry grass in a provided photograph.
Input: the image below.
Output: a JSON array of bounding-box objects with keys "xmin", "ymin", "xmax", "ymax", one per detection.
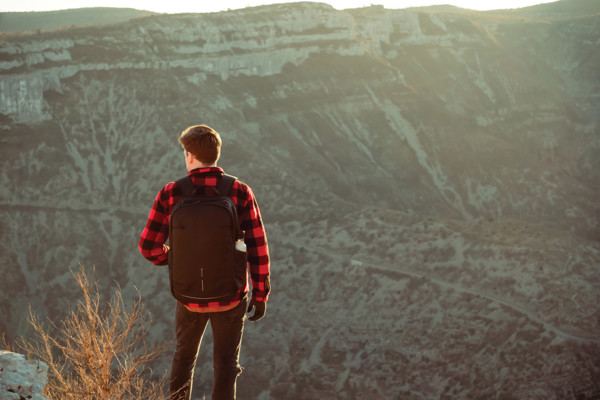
[{"xmin": 19, "ymin": 266, "xmax": 169, "ymax": 400}]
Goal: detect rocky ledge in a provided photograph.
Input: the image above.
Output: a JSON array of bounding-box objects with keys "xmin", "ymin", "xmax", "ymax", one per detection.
[{"xmin": 0, "ymin": 351, "xmax": 49, "ymax": 400}]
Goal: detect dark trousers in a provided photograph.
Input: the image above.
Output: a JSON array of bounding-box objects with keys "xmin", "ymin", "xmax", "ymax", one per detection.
[{"xmin": 170, "ymin": 298, "xmax": 246, "ymax": 400}]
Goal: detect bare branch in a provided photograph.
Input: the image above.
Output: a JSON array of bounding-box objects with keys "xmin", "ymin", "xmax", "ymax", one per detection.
[{"xmin": 20, "ymin": 266, "xmax": 169, "ymax": 400}]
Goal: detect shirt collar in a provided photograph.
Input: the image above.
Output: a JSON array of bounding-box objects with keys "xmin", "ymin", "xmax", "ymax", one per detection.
[{"xmin": 188, "ymin": 167, "xmax": 224, "ymax": 177}]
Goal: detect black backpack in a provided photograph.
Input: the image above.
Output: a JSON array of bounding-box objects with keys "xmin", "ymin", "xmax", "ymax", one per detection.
[{"xmin": 168, "ymin": 174, "xmax": 247, "ymax": 304}]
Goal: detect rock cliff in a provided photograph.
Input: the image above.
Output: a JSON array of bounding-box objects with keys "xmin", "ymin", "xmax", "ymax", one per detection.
[
  {"xmin": 1, "ymin": 1, "xmax": 599, "ymax": 398},
  {"xmin": 0, "ymin": 351, "xmax": 49, "ymax": 400}
]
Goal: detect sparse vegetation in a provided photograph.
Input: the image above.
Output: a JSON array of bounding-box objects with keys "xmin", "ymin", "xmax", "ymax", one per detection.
[{"xmin": 19, "ymin": 267, "xmax": 169, "ymax": 400}]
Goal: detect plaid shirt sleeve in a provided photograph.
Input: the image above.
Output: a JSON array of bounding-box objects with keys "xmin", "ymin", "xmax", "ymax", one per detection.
[
  {"xmin": 235, "ymin": 181, "xmax": 271, "ymax": 302},
  {"xmin": 138, "ymin": 182, "xmax": 176, "ymax": 266}
]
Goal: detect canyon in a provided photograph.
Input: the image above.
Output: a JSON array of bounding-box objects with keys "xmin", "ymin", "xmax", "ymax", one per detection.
[{"xmin": 0, "ymin": 1, "xmax": 599, "ymax": 398}]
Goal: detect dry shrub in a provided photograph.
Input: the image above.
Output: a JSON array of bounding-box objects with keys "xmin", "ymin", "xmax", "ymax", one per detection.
[
  {"xmin": 1, "ymin": 332, "xmax": 12, "ymax": 351},
  {"xmin": 20, "ymin": 266, "xmax": 169, "ymax": 399}
]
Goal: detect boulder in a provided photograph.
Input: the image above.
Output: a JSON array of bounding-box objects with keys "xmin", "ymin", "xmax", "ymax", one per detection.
[{"xmin": 0, "ymin": 351, "xmax": 50, "ymax": 400}]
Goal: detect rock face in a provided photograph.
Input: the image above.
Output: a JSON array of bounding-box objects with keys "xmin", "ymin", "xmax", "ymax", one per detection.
[
  {"xmin": 0, "ymin": 1, "xmax": 599, "ymax": 399},
  {"xmin": 0, "ymin": 351, "xmax": 49, "ymax": 400}
]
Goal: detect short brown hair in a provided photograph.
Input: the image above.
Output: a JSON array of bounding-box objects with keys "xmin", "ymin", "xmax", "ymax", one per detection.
[{"xmin": 178, "ymin": 125, "xmax": 222, "ymax": 165}]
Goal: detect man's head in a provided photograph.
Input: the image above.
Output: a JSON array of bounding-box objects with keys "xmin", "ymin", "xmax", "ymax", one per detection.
[{"xmin": 178, "ymin": 125, "xmax": 222, "ymax": 168}]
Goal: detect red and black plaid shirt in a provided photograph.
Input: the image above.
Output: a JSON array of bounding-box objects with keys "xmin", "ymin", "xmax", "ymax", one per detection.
[{"xmin": 139, "ymin": 167, "xmax": 270, "ymax": 309}]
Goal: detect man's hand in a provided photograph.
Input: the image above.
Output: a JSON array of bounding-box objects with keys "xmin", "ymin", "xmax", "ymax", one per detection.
[
  {"xmin": 162, "ymin": 244, "xmax": 170, "ymax": 253},
  {"xmin": 247, "ymin": 298, "xmax": 266, "ymax": 322}
]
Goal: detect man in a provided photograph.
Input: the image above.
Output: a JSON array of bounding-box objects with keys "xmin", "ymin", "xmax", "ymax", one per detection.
[{"xmin": 139, "ymin": 125, "xmax": 270, "ymax": 400}]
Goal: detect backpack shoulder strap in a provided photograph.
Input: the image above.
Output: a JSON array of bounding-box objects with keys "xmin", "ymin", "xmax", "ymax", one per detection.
[
  {"xmin": 175, "ymin": 174, "xmax": 237, "ymax": 197},
  {"xmin": 217, "ymin": 174, "xmax": 242, "ymax": 238},
  {"xmin": 175, "ymin": 176, "xmax": 195, "ymax": 197},
  {"xmin": 216, "ymin": 174, "xmax": 237, "ymax": 197}
]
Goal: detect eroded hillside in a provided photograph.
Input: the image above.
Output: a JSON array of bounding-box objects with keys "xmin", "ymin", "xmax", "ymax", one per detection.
[{"xmin": 1, "ymin": 1, "xmax": 599, "ymax": 399}]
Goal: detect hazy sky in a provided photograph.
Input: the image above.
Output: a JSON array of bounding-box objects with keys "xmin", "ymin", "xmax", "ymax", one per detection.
[{"xmin": 1, "ymin": 0, "xmax": 557, "ymax": 14}]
